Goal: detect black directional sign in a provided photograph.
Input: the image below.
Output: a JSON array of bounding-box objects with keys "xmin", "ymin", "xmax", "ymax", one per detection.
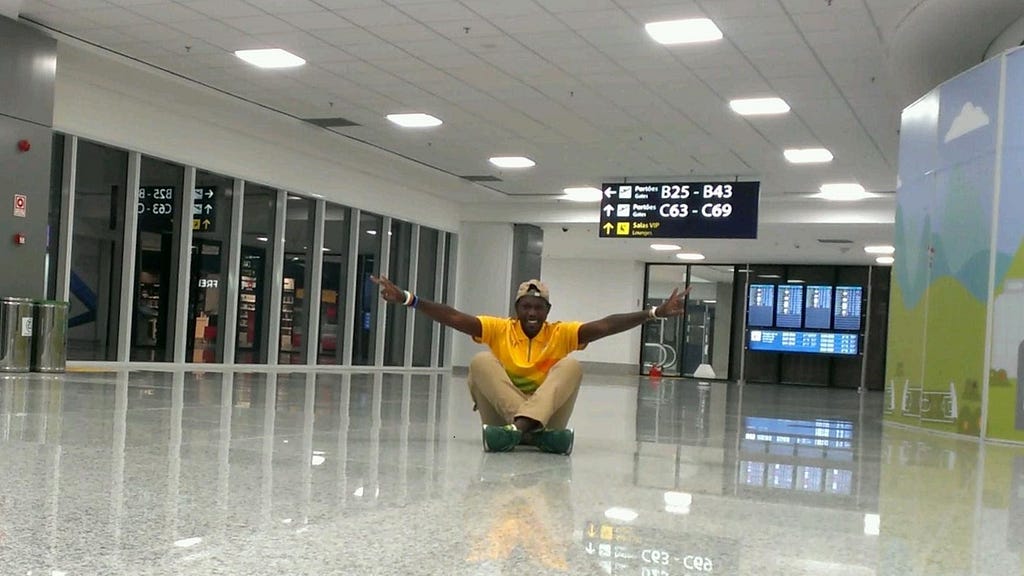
[
  {"xmin": 598, "ymin": 181, "xmax": 759, "ymax": 239},
  {"xmin": 191, "ymin": 186, "xmax": 218, "ymax": 233}
]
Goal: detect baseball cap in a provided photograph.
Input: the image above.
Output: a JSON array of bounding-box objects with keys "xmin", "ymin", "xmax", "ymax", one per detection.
[{"xmin": 516, "ymin": 279, "xmax": 550, "ymax": 303}]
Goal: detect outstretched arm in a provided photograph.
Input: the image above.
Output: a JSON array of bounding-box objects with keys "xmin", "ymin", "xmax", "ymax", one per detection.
[
  {"xmin": 577, "ymin": 285, "xmax": 691, "ymax": 346},
  {"xmin": 371, "ymin": 275, "xmax": 483, "ymax": 339}
]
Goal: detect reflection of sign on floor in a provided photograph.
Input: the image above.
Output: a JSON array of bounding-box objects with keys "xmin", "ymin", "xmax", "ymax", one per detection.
[{"xmin": 582, "ymin": 521, "xmax": 737, "ymax": 574}]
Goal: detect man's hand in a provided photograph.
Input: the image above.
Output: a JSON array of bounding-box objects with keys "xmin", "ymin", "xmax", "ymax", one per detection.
[
  {"xmin": 655, "ymin": 285, "xmax": 692, "ymax": 317},
  {"xmin": 371, "ymin": 275, "xmax": 405, "ymax": 304}
]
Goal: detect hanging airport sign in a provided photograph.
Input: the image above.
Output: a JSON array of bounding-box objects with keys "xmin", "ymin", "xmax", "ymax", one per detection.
[
  {"xmin": 598, "ymin": 181, "xmax": 759, "ymax": 239},
  {"xmin": 137, "ymin": 186, "xmax": 218, "ymax": 232}
]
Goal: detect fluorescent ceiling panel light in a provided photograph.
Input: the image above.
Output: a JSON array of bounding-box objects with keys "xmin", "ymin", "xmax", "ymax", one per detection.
[
  {"xmin": 386, "ymin": 113, "xmax": 442, "ymax": 128},
  {"xmin": 562, "ymin": 187, "xmax": 602, "ymax": 202},
  {"xmin": 366, "ymin": 230, "xmax": 378, "ymax": 235},
  {"xmin": 703, "ymin": 299, "xmax": 717, "ymax": 304},
  {"xmin": 645, "ymin": 18, "xmax": 722, "ymax": 45},
  {"xmin": 489, "ymin": 156, "xmax": 535, "ymax": 168},
  {"xmin": 864, "ymin": 245, "xmax": 895, "ymax": 255},
  {"xmin": 234, "ymin": 48, "xmax": 305, "ymax": 69},
  {"xmin": 256, "ymin": 236, "xmax": 269, "ymax": 242},
  {"xmin": 787, "ymin": 279, "xmax": 806, "ymax": 283},
  {"xmin": 876, "ymin": 256, "xmax": 895, "ymax": 265},
  {"xmin": 676, "ymin": 252, "xmax": 706, "ymax": 261},
  {"xmin": 758, "ymin": 274, "xmax": 781, "ymax": 279},
  {"xmin": 784, "ymin": 148, "xmax": 833, "ymax": 164},
  {"xmin": 651, "ymin": 243, "xmax": 681, "ymax": 251},
  {"xmin": 729, "ymin": 97, "xmax": 790, "ymax": 115},
  {"xmin": 815, "ymin": 183, "xmax": 873, "ymax": 201},
  {"xmin": 604, "ymin": 507, "xmax": 639, "ymax": 522}
]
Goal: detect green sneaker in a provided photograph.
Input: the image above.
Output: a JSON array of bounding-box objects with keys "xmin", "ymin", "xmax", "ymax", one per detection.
[
  {"xmin": 482, "ymin": 424, "xmax": 522, "ymax": 452},
  {"xmin": 533, "ymin": 428, "xmax": 574, "ymax": 455}
]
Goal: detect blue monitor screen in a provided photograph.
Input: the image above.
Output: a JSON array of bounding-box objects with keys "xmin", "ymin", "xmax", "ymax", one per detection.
[
  {"xmin": 748, "ymin": 329, "xmax": 859, "ymax": 356},
  {"xmin": 747, "ymin": 284, "xmax": 775, "ymax": 327},
  {"xmin": 804, "ymin": 285, "xmax": 833, "ymax": 330},
  {"xmin": 775, "ymin": 285, "xmax": 804, "ymax": 328},
  {"xmin": 833, "ymin": 286, "xmax": 863, "ymax": 331}
]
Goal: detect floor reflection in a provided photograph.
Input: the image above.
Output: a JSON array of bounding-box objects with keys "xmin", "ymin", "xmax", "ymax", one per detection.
[{"xmin": 0, "ymin": 371, "xmax": 1021, "ymax": 574}]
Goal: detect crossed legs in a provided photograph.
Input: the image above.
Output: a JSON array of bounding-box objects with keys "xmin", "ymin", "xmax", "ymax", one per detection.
[{"xmin": 467, "ymin": 351, "xmax": 582, "ymax": 431}]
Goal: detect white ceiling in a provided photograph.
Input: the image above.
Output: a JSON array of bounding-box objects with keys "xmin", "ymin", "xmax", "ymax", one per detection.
[{"xmin": 18, "ymin": 0, "xmax": 1024, "ymax": 264}]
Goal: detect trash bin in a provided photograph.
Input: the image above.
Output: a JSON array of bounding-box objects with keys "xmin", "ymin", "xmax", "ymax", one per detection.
[
  {"xmin": 0, "ymin": 297, "xmax": 34, "ymax": 373},
  {"xmin": 32, "ymin": 300, "xmax": 68, "ymax": 373}
]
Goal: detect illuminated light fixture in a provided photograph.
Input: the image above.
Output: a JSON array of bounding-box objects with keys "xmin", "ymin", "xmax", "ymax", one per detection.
[
  {"xmin": 675, "ymin": 252, "xmax": 706, "ymax": 261},
  {"xmin": 815, "ymin": 183, "xmax": 873, "ymax": 201},
  {"xmin": 386, "ymin": 113, "xmax": 442, "ymax": 128},
  {"xmin": 234, "ymin": 48, "xmax": 305, "ymax": 69},
  {"xmin": 256, "ymin": 236, "xmax": 269, "ymax": 242},
  {"xmin": 604, "ymin": 507, "xmax": 639, "ymax": 522},
  {"xmin": 864, "ymin": 245, "xmax": 895, "ymax": 255},
  {"xmin": 864, "ymin": 513, "xmax": 881, "ymax": 536},
  {"xmin": 562, "ymin": 187, "xmax": 602, "ymax": 202},
  {"xmin": 489, "ymin": 156, "xmax": 535, "ymax": 168},
  {"xmin": 173, "ymin": 537, "xmax": 203, "ymax": 548},
  {"xmin": 651, "ymin": 243, "xmax": 682, "ymax": 251},
  {"xmin": 787, "ymin": 279, "xmax": 806, "ymax": 283},
  {"xmin": 784, "ymin": 148, "xmax": 833, "ymax": 164},
  {"xmin": 876, "ymin": 256, "xmax": 895, "ymax": 265},
  {"xmin": 703, "ymin": 299, "xmax": 717, "ymax": 304},
  {"xmin": 311, "ymin": 455, "xmax": 326, "ymax": 466},
  {"xmin": 729, "ymin": 97, "xmax": 790, "ymax": 116},
  {"xmin": 664, "ymin": 491, "xmax": 693, "ymax": 514},
  {"xmin": 644, "ymin": 18, "xmax": 723, "ymax": 45},
  {"xmin": 366, "ymin": 230, "xmax": 378, "ymax": 235},
  {"xmin": 758, "ymin": 274, "xmax": 781, "ymax": 279}
]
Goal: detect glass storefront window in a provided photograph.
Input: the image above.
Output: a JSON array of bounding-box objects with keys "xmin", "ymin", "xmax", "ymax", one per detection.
[
  {"xmin": 438, "ymin": 232, "xmax": 456, "ymax": 367},
  {"xmin": 236, "ymin": 184, "xmax": 278, "ymax": 364},
  {"xmin": 318, "ymin": 203, "xmax": 351, "ymax": 365},
  {"xmin": 384, "ymin": 219, "xmax": 413, "ymax": 366},
  {"xmin": 186, "ymin": 171, "xmax": 235, "ymax": 363},
  {"xmin": 280, "ymin": 195, "xmax": 315, "ymax": 364},
  {"xmin": 412, "ymin": 228, "xmax": 439, "ymax": 367},
  {"xmin": 642, "ymin": 264, "xmax": 734, "ymax": 378},
  {"xmin": 45, "ymin": 133, "xmax": 65, "ymax": 300},
  {"xmin": 68, "ymin": 140, "xmax": 128, "ymax": 361},
  {"xmin": 353, "ymin": 212, "xmax": 383, "ymax": 366},
  {"xmin": 130, "ymin": 156, "xmax": 186, "ymax": 362}
]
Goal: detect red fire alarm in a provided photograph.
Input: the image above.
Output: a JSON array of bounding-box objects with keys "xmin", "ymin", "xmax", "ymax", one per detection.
[
  {"xmin": 17, "ymin": 140, "xmax": 30, "ymax": 152},
  {"xmin": 12, "ymin": 233, "xmax": 26, "ymax": 245}
]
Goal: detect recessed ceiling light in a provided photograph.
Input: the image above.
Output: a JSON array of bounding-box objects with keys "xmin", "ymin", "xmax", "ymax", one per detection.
[
  {"xmin": 864, "ymin": 245, "xmax": 895, "ymax": 255},
  {"xmin": 256, "ymin": 236, "xmax": 269, "ymax": 242},
  {"xmin": 234, "ymin": 48, "xmax": 305, "ymax": 69},
  {"xmin": 676, "ymin": 252, "xmax": 706, "ymax": 261},
  {"xmin": 489, "ymin": 156, "xmax": 535, "ymax": 168},
  {"xmin": 784, "ymin": 148, "xmax": 833, "ymax": 164},
  {"xmin": 729, "ymin": 97, "xmax": 790, "ymax": 116},
  {"xmin": 644, "ymin": 18, "xmax": 723, "ymax": 45},
  {"xmin": 651, "ymin": 243, "xmax": 681, "ymax": 251},
  {"xmin": 386, "ymin": 113, "xmax": 442, "ymax": 128},
  {"xmin": 366, "ymin": 229, "xmax": 378, "ymax": 235},
  {"xmin": 876, "ymin": 256, "xmax": 895, "ymax": 265},
  {"xmin": 562, "ymin": 187, "xmax": 602, "ymax": 202},
  {"xmin": 815, "ymin": 183, "xmax": 873, "ymax": 201}
]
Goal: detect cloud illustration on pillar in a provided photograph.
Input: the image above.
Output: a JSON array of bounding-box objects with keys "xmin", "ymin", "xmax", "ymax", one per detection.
[{"xmin": 944, "ymin": 102, "xmax": 990, "ymax": 143}]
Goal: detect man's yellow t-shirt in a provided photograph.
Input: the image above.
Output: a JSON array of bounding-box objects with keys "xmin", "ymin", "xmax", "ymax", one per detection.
[{"xmin": 474, "ymin": 316, "xmax": 585, "ymax": 393}]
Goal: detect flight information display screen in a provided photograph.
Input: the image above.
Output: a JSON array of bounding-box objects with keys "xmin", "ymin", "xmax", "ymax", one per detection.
[
  {"xmin": 775, "ymin": 285, "xmax": 804, "ymax": 329},
  {"xmin": 748, "ymin": 329, "xmax": 859, "ymax": 356},
  {"xmin": 804, "ymin": 285, "xmax": 834, "ymax": 330},
  {"xmin": 747, "ymin": 284, "xmax": 775, "ymax": 327},
  {"xmin": 833, "ymin": 286, "xmax": 863, "ymax": 331}
]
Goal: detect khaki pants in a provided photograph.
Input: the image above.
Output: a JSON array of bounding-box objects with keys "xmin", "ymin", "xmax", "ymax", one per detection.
[{"xmin": 467, "ymin": 351, "xmax": 582, "ymax": 429}]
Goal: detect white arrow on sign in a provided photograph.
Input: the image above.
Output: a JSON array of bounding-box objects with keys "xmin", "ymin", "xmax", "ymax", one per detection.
[
  {"xmin": 206, "ymin": 189, "xmax": 215, "ymax": 199},
  {"xmin": 604, "ymin": 187, "xmax": 616, "ymax": 198},
  {"xmin": 603, "ymin": 204, "xmax": 614, "ymax": 216}
]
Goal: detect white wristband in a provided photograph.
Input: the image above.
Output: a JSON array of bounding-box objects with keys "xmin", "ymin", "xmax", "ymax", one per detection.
[{"xmin": 648, "ymin": 305, "xmax": 660, "ymax": 320}]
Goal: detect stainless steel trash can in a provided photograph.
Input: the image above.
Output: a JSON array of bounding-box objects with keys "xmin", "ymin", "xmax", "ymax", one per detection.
[
  {"xmin": 32, "ymin": 300, "xmax": 68, "ymax": 373},
  {"xmin": 0, "ymin": 297, "xmax": 34, "ymax": 373}
]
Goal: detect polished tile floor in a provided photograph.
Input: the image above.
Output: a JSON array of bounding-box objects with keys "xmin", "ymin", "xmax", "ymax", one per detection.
[{"xmin": 1, "ymin": 370, "xmax": 1022, "ymax": 575}]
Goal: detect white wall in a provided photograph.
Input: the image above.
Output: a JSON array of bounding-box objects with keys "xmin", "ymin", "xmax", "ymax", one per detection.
[
  {"xmin": 451, "ymin": 222, "xmax": 514, "ymax": 366},
  {"xmin": 540, "ymin": 257, "xmax": 645, "ymax": 366},
  {"xmin": 52, "ymin": 41, "xmax": 474, "ymax": 232}
]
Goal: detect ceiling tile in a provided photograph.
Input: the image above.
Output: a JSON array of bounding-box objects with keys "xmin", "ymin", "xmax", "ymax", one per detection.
[
  {"xmin": 178, "ymin": 0, "xmax": 263, "ymax": 19},
  {"xmin": 277, "ymin": 11, "xmax": 354, "ymax": 30},
  {"xmin": 244, "ymin": 0, "xmax": 326, "ymax": 14},
  {"xmin": 224, "ymin": 15, "xmax": 296, "ymax": 35},
  {"xmin": 534, "ymin": 0, "xmax": 618, "ymax": 13},
  {"xmin": 394, "ymin": 1, "xmax": 480, "ymax": 23},
  {"xmin": 338, "ymin": 5, "xmax": 419, "ymax": 27},
  {"xmin": 369, "ymin": 23, "xmax": 440, "ymax": 43}
]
